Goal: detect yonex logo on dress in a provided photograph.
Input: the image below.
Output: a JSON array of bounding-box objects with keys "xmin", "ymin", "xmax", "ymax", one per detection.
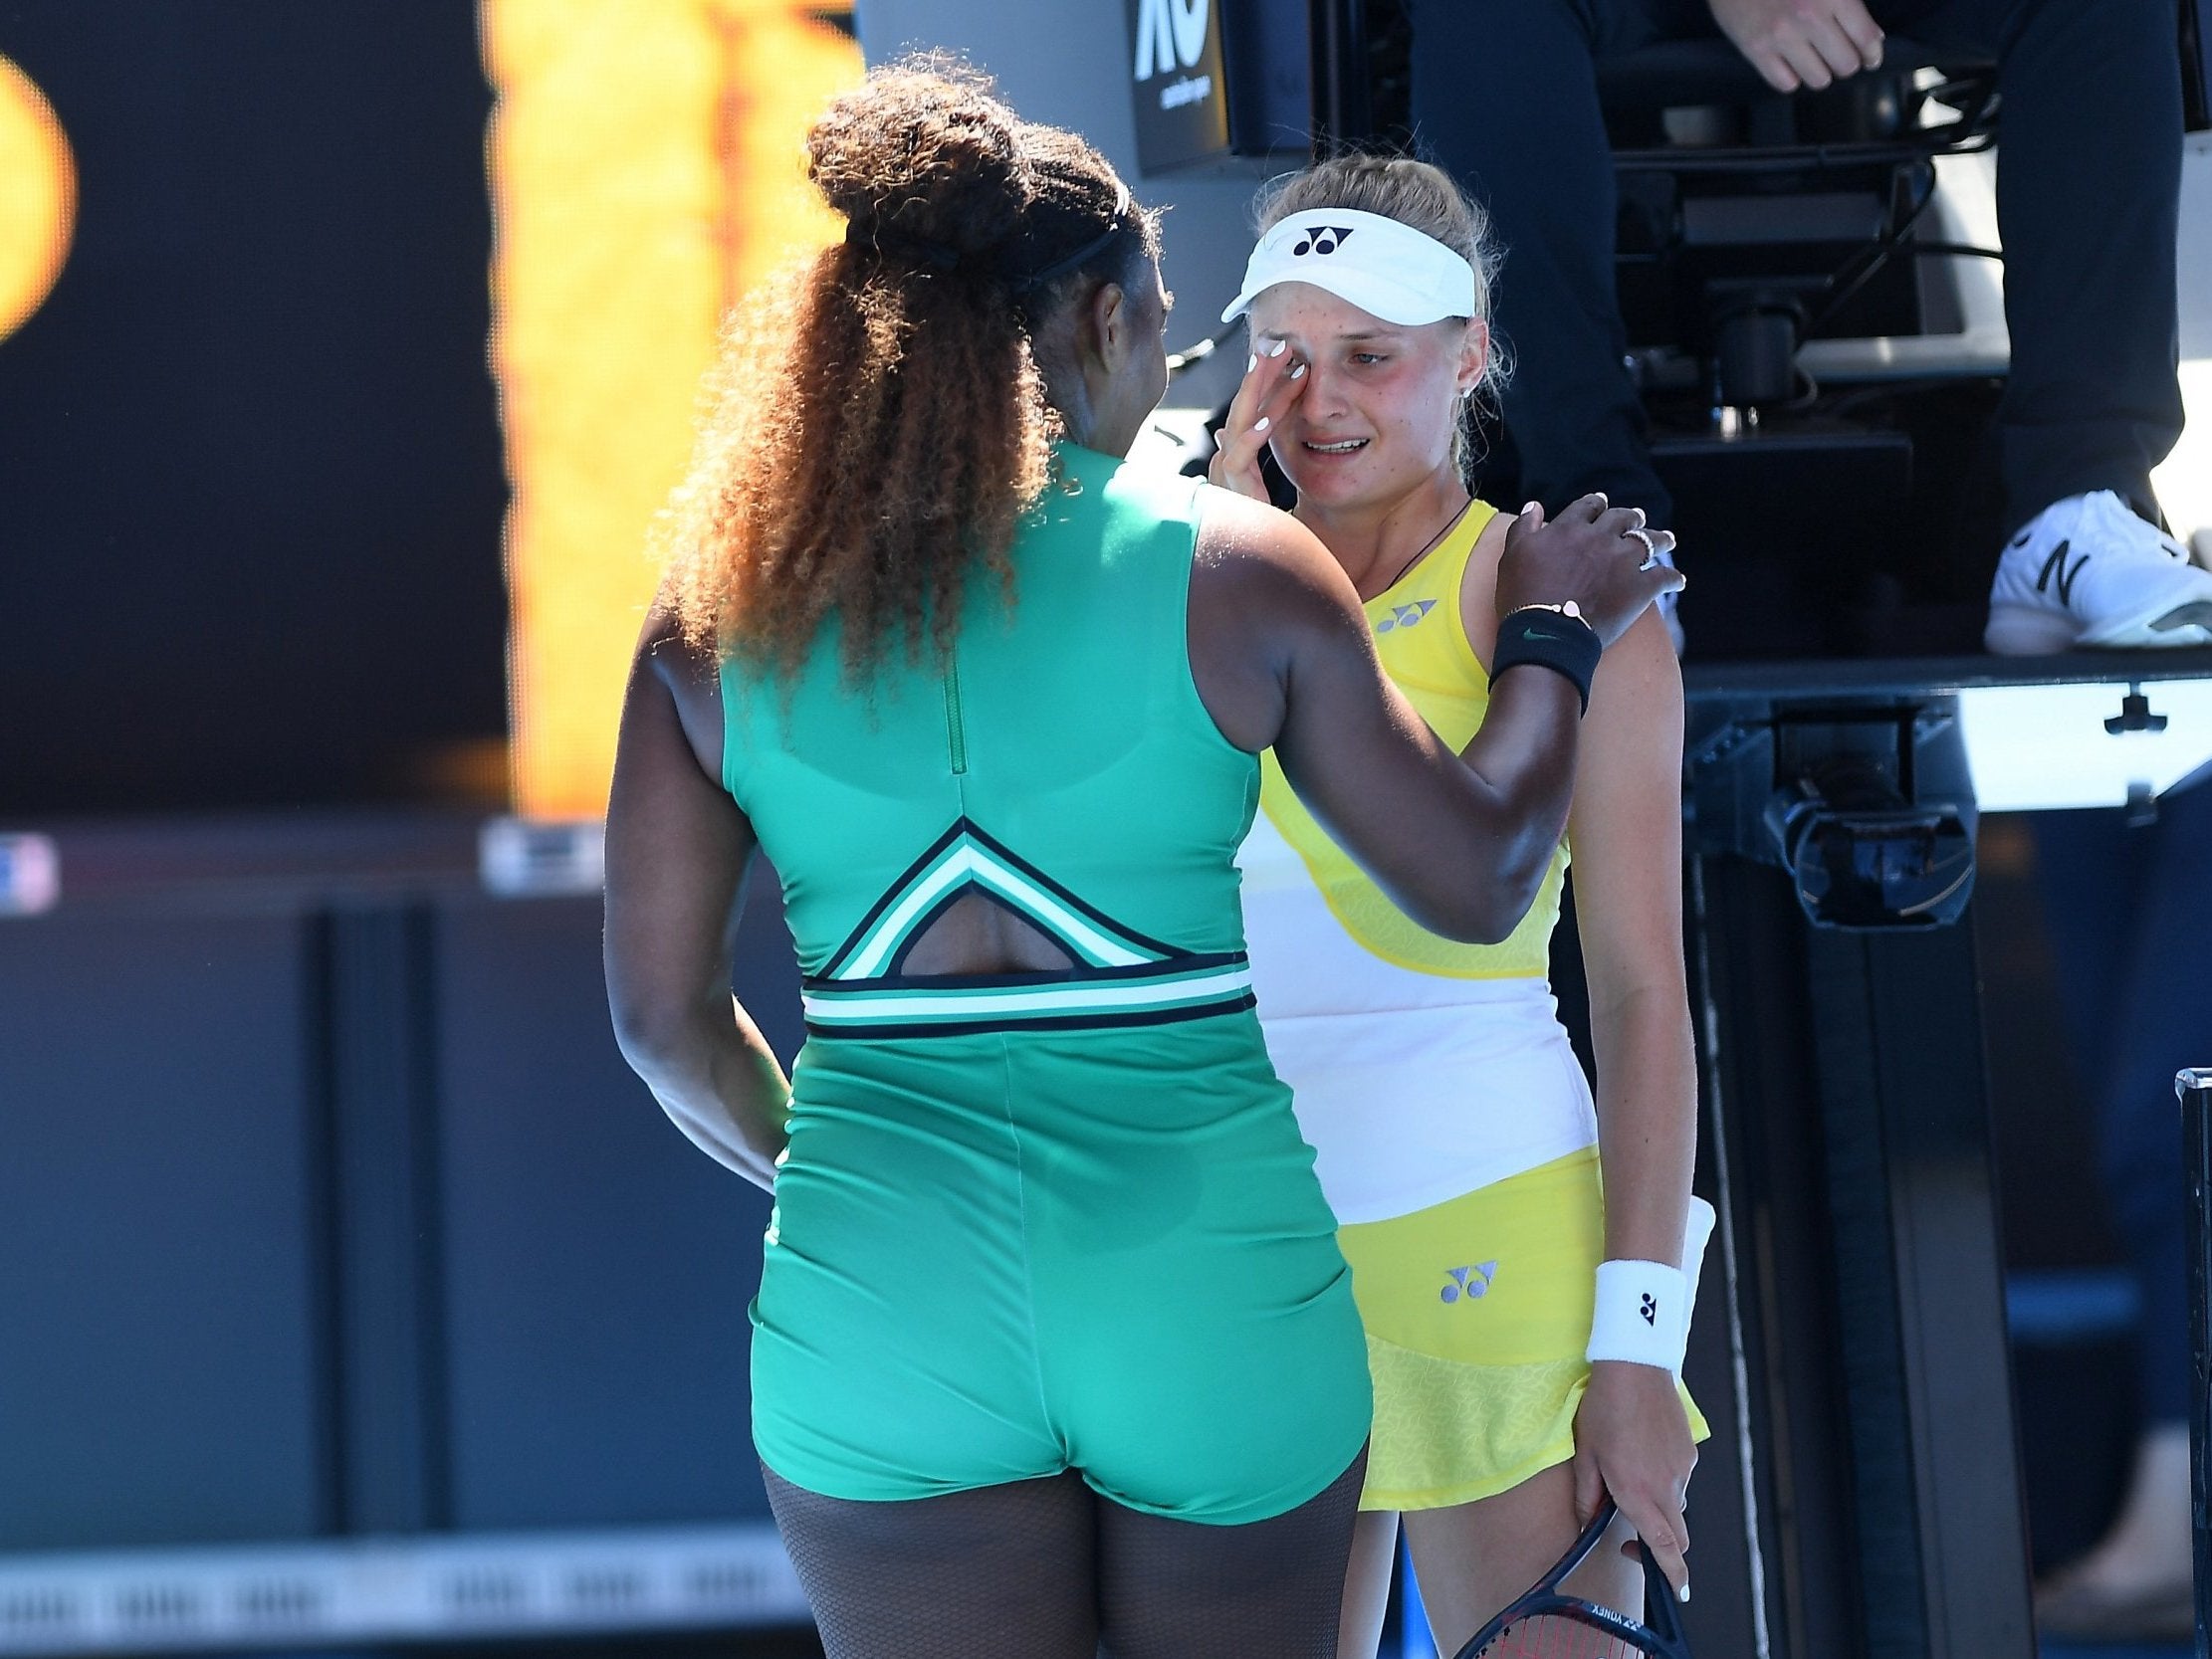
[
  {"xmin": 1292, "ymin": 226, "xmax": 1355, "ymax": 256},
  {"xmin": 1439, "ymin": 1261, "xmax": 1498, "ymax": 1304},
  {"xmin": 1376, "ymin": 599, "xmax": 1436, "ymax": 634}
]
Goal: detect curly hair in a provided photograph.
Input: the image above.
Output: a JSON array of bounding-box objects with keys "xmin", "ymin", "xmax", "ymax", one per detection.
[{"xmin": 661, "ymin": 57, "xmax": 1158, "ymax": 683}]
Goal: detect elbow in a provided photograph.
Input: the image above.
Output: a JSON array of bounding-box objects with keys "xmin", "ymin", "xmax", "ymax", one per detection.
[
  {"xmin": 604, "ymin": 934, "xmax": 721, "ymax": 1089},
  {"xmin": 1416, "ymin": 861, "xmax": 1546, "ymax": 946},
  {"xmin": 1451, "ymin": 892, "xmax": 1530, "ymax": 946},
  {"xmin": 1404, "ymin": 894, "xmax": 1510, "ymax": 946},
  {"xmin": 609, "ymin": 1015, "xmax": 666, "ymax": 1089},
  {"xmin": 607, "ymin": 989, "xmax": 693, "ymax": 1089},
  {"xmin": 1467, "ymin": 901, "xmax": 1524, "ymax": 946}
]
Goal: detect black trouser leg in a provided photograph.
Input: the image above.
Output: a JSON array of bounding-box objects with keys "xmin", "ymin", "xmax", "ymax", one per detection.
[
  {"xmin": 1409, "ymin": 0, "xmax": 1693, "ymax": 528},
  {"xmin": 2034, "ymin": 788, "xmax": 2212, "ymax": 1431},
  {"xmin": 1892, "ymin": 0, "xmax": 2184, "ymax": 535}
]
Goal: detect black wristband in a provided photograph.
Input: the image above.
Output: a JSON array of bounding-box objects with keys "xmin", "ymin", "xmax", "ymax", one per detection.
[{"xmin": 1491, "ymin": 605, "xmax": 1602, "ymax": 715}]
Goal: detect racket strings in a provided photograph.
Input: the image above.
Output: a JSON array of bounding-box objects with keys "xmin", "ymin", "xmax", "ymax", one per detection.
[{"xmin": 1473, "ymin": 1609, "xmax": 1644, "ymax": 1657}]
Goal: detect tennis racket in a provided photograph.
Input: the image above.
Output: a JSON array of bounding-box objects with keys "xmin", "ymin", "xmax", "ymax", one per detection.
[{"xmin": 1447, "ymin": 1498, "xmax": 1692, "ymax": 1658}]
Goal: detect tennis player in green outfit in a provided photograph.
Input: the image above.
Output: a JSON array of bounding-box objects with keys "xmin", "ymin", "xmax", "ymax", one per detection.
[{"xmin": 602, "ymin": 59, "xmax": 1680, "ymax": 1659}]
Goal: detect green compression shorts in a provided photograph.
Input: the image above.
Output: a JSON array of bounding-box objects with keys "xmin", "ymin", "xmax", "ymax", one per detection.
[{"xmin": 749, "ymin": 1011, "xmax": 1373, "ymax": 1525}]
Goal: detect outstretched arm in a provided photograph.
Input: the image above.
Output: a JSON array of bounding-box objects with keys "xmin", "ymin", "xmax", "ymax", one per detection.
[
  {"xmin": 1190, "ymin": 490, "xmax": 1679, "ymax": 944},
  {"xmin": 602, "ymin": 607, "xmax": 789, "ymax": 1188}
]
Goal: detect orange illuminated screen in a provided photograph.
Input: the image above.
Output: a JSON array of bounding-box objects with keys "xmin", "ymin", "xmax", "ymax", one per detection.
[
  {"xmin": 0, "ymin": 54, "xmax": 76, "ymax": 342},
  {"xmin": 484, "ymin": 0, "xmax": 863, "ymax": 818}
]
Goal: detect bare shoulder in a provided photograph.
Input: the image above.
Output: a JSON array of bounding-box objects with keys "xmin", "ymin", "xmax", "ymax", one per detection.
[
  {"xmin": 1578, "ymin": 606, "xmax": 1684, "ymax": 781},
  {"xmin": 632, "ymin": 597, "xmax": 725, "ymax": 780},
  {"xmin": 1191, "ymin": 483, "xmax": 1361, "ymax": 623},
  {"xmin": 1186, "ymin": 484, "xmax": 1372, "ymax": 754},
  {"xmin": 1591, "ymin": 606, "xmax": 1682, "ymax": 713},
  {"xmin": 1568, "ymin": 605, "xmax": 1685, "ymax": 947},
  {"xmin": 1457, "ymin": 502, "xmax": 1514, "ymax": 663}
]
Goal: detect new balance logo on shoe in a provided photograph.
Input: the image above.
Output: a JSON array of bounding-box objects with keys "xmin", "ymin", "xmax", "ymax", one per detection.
[
  {"xmin": 1986, "ymin": 491, "xmax": 2212, "ymax": 655},
  {"xmin": 1376, "ymin": 598, "xmax": 1436, "ymax": 634},
  {"xmin": 1439, "ymin": 1261, "xmax": 1499, "ymax": 1304},
  {"xmin": 2034, "ymin": 537, "xmax": 2088, "ymax": 607}
]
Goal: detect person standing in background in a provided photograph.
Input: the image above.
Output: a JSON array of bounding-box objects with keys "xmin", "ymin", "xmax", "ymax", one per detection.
[
  {"xmin": 2029, "ymin": 782, "xmax": 2212, "ymax": 1643},
  {"xmin": 1411, "ymin": 0, "xmax": 2208, "ymax": 656}
]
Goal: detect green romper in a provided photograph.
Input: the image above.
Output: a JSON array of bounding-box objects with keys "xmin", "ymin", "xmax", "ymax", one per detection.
[{"xmin": 725, "ymin": 442, "xmax": 1372, "ymax": 1524}]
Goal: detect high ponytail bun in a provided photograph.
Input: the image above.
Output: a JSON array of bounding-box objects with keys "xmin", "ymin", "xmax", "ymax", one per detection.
[
  {"xmin": 806, "ymin": 61, "xmax": 1034, "ymax": 267},
  {"xmin": 663, "ymin": 56, "xmax": 1156, "ymax": 686}
]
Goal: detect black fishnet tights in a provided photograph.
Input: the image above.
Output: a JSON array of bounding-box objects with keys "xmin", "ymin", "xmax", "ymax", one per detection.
[{"xmin": 764, "ymin": 1451, "xmax": 1367, "ymax": 1658}]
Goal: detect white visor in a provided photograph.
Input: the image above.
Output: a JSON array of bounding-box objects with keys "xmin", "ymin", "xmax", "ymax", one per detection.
[{"xmin": 1219, "ymin": 207, "xmax": 1477, "ymax": 328}]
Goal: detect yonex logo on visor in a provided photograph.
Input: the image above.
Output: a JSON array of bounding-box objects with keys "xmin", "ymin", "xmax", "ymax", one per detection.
[{"xmin": 1221, "ymin": 207, "xmax": 1477, "ymax": 329}]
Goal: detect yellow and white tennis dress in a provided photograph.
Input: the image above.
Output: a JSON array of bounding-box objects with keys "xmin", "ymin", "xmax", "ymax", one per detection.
[{"xmin": 1238, "ymin": 499, "xmax": 1705, "ymax": 1513}]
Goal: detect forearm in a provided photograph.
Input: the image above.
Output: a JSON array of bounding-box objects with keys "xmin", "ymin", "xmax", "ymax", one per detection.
[
  {"xmin": 619, "ymin": 995, "xmax": 791, "ymax": 1189},
  {"xmin": 1591, "ymin": 986, "xmax": 1697, "ymax": 1263},
  {"xmin": 1453, "ymin": 663, "xmax": 1584, "ymax": 905}
]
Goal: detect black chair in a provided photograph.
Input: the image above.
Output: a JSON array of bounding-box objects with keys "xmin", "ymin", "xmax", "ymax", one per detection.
[
  {"xmin": 1582, "ymin": 37, "xmax": 2009, "ymax": 656},
  {"xmin": 1595, "ymin": 38, "xmax": 1999, "ymax": 410},
  {"xmin": 1298, "ymin": 0, "xmax": 2193, "ymax": 656}
]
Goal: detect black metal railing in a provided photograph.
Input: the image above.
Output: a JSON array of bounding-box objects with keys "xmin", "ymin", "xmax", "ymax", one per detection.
[{"xmin": 2179, "ymin": 1065, "xmax": 2212, "ymax": 1658}]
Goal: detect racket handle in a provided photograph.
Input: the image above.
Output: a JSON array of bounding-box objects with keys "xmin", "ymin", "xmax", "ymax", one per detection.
[{"xmin": 1636, "ymin": 1538, "xmax": 1690, "ymax": 1646}]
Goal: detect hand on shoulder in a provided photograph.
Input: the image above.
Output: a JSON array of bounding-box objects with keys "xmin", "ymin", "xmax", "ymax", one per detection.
[{"xmin": 1494, "ymin": 495, "xmax": 1684, "ymax": 648}]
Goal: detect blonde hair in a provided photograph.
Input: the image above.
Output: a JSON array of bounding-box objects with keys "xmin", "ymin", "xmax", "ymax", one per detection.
[{"xmin": 1252, "ymin": 152, "xmax": 1508, "ymax": 475}]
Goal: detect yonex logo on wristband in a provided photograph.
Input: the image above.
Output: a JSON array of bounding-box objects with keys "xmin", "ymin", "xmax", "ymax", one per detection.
[{"xmin": 1589, "ymin": 1259, "xmax": 1688, "ymax": 1372}]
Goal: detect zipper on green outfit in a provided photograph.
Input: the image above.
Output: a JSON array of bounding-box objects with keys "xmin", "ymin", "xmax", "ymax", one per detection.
[{"xmin": 942, "ymin": 658, "xmax": 969, "ymax": 775}]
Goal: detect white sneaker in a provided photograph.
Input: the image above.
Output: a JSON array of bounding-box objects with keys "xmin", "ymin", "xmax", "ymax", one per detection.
[{"xmin": 1984, "ymin": 491, "xmax": 2212, "ymax": 654}]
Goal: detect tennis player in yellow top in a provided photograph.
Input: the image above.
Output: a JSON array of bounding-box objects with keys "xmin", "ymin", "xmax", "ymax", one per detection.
[{"xmin": 1211, "ymin": 154, "xmax": 1709, "ymax": 1656}]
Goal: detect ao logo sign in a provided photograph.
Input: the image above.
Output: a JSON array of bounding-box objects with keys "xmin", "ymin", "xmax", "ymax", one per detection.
[{"xmin": 1132, "ymin": 0, "xmax": 1209, "ymax": 80}]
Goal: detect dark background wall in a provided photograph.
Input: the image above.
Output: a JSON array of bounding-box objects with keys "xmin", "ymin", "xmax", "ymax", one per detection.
[
  {"xmin": 0, "ymin": 850, "xmax": 803, "ymax": 1555},
  {"xmin": 0, "ymin": 1, "xmax": 508, "ymax": 814}
]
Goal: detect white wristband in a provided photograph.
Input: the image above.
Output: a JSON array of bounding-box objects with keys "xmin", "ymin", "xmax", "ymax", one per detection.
[{"xmin": 1586, "ymin": 1259, "xmax": 1689, "ymax": 1372}]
